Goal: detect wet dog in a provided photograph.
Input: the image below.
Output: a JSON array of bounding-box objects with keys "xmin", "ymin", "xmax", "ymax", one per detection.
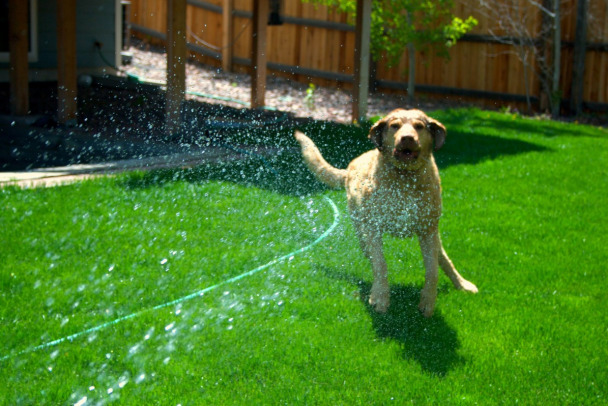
[{"xmin": 295, "ymin": 109, "xmax": 478, "ymax": 317}]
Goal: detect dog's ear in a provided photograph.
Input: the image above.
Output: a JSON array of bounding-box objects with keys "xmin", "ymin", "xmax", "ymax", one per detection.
[
  {"xmin": 368, "ymin": 118, "xmax": 387, "ymax": 150},
  {"xmin": 428, "ymin": 119, "xmax": 446, "ymax": 151}
]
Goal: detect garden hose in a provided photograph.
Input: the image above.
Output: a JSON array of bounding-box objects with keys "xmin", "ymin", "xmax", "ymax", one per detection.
[{"xmin": 0, "ymin": 195, "xmax": 339, "ymax": 362}]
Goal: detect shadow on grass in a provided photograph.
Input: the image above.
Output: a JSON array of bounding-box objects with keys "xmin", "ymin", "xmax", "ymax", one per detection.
[
  {"xmin": 436, "ymin": 130, "xmax": 549, "ymax": 168},
  {"xmin": 119, "ymin": 116, "xmax": 548, "ymax": 197},
  {"xmin": 362, "ymin": 283, "xmax": 464, "ymax": 377},
  {"xmin": 2, "ymin": 81, "xmax": 558, "ymax": 174},
  {"xmin": 321, "ymin": 267, "xmax": 463, "ymax": 377}
]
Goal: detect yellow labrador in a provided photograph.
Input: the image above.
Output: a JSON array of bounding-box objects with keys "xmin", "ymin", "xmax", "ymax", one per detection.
[{"xmin": 294, "ymin": 109, "xmax": 478, "ymax": 317}]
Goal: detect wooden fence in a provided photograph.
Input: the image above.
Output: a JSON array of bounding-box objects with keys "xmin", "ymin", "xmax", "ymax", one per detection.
[{"xmin": 128, "ymin": 0, "xmax": 608, "ymax": 112}]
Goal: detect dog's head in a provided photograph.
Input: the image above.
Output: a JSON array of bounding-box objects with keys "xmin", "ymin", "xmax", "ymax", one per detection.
[{"xmin": 368, "ymin": 109, "xmax": 446, "ymax": 170}]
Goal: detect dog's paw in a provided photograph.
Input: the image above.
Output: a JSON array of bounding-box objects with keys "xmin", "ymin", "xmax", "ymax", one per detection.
[
  {"xmin": 369, "ymin": 284, "xmax": 390, "ymax": 313},
  {"xmin": 418, "ymin": 291, "xmax": 436, "ymax": 318},
  {"xmin": 457, "ymin": 279, "xmax": 479, "ymax": 294},
  {"xmin": 369, "ymin": 296, "xmax": 390, "ymax": 313}
]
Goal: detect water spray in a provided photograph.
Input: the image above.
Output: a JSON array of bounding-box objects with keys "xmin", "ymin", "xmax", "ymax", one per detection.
[{"xmin": 0, "ymin": 196, "xmax": 339, "ymax": 362}]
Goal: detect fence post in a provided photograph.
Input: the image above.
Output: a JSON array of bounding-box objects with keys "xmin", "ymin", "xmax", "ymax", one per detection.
[
  {"xmin": 352, "ymin": 0, "xmax": 371, "ymax": 122},
  {"xmin": 251, "ymin": 0, "xmax": 268, "ymax": 109},
  {"xmin": 166, "ymin": 0, "xmax": 187, "ymax": 135},
  {"xmin": 222, "ymin": 0, "xmax": 233, "ymax": 72}
]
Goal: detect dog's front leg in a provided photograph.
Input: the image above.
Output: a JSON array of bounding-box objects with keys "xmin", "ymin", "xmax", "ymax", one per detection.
[
  {"xmin": 358, "ymin": 230, "xmax": 390, "ymax": 313},
  {"xmin": 418, "ymin": 230, "xmax": 440, "ymax": 317}
]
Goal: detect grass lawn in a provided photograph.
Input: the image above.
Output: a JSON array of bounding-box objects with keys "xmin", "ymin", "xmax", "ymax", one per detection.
[{"xmin": 1, "ymin": 108, "xmax": 607, "ymax": 404}]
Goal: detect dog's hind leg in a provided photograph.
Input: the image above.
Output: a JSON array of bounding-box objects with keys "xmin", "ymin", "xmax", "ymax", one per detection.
[{"xmin": 437, "ymin": 238, "xmax": 479, "ymax": 294}]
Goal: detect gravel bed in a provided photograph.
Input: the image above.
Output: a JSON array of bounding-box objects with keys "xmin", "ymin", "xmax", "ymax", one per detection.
[{"xmin": 123, "ymin": 40, "xmax": 460, "ymax": 123}]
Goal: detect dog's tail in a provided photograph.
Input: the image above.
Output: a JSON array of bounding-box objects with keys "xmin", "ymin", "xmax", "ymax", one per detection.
[{"xmin": 294, "ymin": 130, "xmax": 347, "ymax": 189}]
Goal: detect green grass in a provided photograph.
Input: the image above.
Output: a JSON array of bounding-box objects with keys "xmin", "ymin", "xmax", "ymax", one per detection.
[{"xmin": 1, "ymin": 108, "xmax": 607, "ymax": 404}]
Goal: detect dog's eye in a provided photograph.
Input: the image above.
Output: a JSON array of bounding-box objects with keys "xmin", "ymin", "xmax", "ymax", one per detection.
[
  {"xmin": 413, "ymin": 122, "xmax": 425, "ymax": 131},
  {"xmin": 389, "ymin": 122, "xmax": 401, "ymax": 130}
]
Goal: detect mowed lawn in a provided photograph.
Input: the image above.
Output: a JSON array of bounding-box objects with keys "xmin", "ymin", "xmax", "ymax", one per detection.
[{"xmin": 1, "ymin": 108, "xmax": 607, "ymax": 404}]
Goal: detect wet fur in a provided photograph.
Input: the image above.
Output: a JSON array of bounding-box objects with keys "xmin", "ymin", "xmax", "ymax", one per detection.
[{"xmin": 295, "ymin": 109, "xmax": 478, "ymax": 317}]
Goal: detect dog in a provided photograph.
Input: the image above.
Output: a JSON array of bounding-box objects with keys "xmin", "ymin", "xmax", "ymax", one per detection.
[{"xmin": 294, "ymin": 109, "xmax": 478, "ymax": 317}]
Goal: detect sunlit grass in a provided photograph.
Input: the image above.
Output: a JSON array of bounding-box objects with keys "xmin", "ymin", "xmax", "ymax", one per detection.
[{"xmin": 1, "ymin": 109, "xmax": 607, "ymax": 404}]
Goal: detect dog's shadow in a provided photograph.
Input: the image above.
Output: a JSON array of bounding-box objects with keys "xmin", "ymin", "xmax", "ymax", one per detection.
[{"xmin": 324, "ymin": 267, "xmax": 464, "ymax": 376}]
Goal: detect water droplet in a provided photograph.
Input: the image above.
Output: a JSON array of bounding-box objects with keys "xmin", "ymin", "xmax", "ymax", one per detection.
[
  {"xmin": 129, "ymin": 343, "xmax": 141, "ymax": 355},
  {"xmin": 143, "ymin": 327, "xmax": 154, "ymax": 340},
  {"xmin": 74, "ymin": 396, "xmax": 87, "ymax": 406}
]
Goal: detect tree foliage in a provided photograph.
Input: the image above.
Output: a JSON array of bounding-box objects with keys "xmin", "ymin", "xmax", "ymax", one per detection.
[{"xmin": 304, "ymin": 0, "xmax": 477, "ymax": 65}]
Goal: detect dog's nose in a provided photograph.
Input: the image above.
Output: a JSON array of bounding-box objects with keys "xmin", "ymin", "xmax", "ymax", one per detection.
[{"xmin": 397, "ymin": 134, "xmax": 418, "ymax": 149}]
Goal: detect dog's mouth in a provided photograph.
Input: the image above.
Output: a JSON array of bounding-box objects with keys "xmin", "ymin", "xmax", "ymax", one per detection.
[{"xmin": 393, "ymin": 147, "xmax": 420, "ymax": 162}]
